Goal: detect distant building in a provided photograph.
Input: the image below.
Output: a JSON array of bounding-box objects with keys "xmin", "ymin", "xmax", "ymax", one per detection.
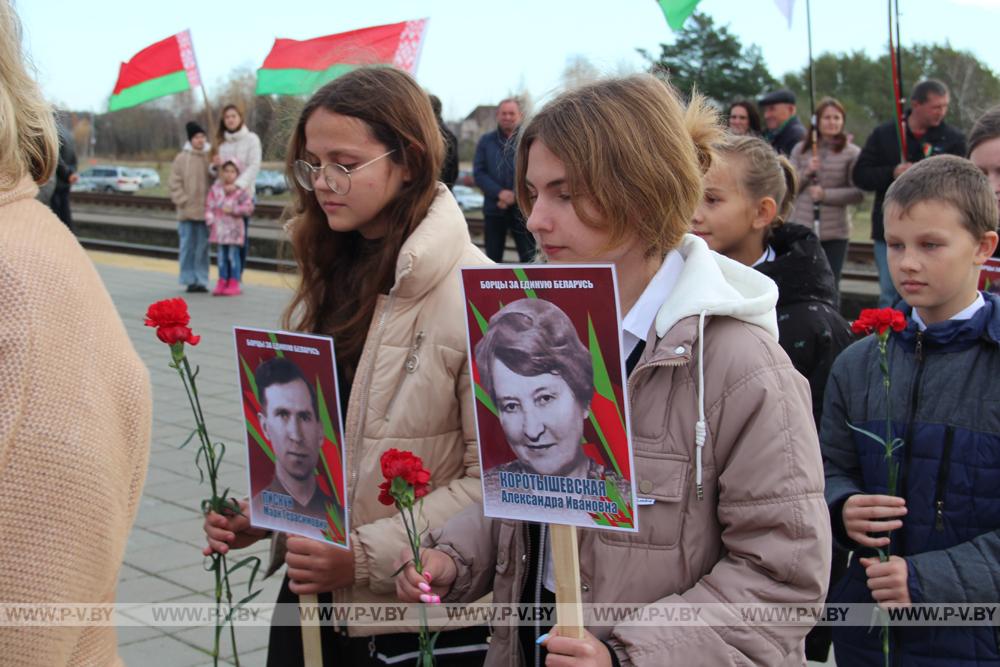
[{"xmin": 459, "ymin": 105, "xmax": 498, "ymax": 144}]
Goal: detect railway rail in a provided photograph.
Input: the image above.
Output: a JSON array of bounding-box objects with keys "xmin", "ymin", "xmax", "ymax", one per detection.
[{"xmin": 73, "ymin": 192, "xmax": 877, "ymax": 281}]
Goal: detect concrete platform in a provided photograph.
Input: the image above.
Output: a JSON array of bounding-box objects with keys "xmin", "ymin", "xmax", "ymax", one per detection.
[
  {"xmin": 96, "ymin": 251, "xmax": 292, "ymax": 666},
  {"xmin": 92, "ymin": 250, "xmax": 835, "ymax": 666}
]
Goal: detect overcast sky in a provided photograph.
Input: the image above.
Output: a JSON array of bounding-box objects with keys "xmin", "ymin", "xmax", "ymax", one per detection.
[{"xmin": 15, "ymin": 0, "xmax": 1000, "ymax": 120}]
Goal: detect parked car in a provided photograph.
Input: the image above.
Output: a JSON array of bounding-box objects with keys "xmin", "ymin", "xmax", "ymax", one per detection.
[
  {"xmin": 255, "ymin": 169, "xmax": 288, "ymax": 196},
  {"xmin": 76, "ymin": 166, "xmax": 141, "ymax": 194},
  {"xmin": 131, "ymin": 167, "xmax": 161, "ymax": 189},
  {"xmin": 452, "ymin": 184, "xmax": 484, "ymax": 212},
  {"xmin": 456, "ymin": 168, "xmax": 475, "ymax": 187}
]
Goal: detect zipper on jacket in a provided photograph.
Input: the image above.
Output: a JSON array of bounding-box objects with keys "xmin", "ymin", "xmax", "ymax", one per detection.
[
  {"xmin": 348, "ymin": 294, "xmax": 395, "ymax": 508},
  {"xmin": 625, "ymin": 357, "xmax": 687, "ymax": 398},
  {"xmin": 933, "ymin": 426, "xmax": 954, "ymax": 532},
  {"xmin": 384, "ymin": 330, "xmax": 425, "ymax": 422}
]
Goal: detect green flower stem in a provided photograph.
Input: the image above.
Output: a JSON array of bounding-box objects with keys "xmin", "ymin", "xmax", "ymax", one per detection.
[
  {"xmin": 171, "ymin": 351, "xmax": 242, "ymax": 667},
  {"xmin": 877, "ymin": 333, "xmax": 894, "ymax": 667},
  {"xmin": 398, "ymin": 501, "xmax": 434, "ymax": 667}
]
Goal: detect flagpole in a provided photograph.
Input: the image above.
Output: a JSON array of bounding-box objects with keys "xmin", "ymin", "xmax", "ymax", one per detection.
[
  {"xmin": 200, "ymin": 83, "xmax": 215, "ymax": 142},
  {"xmin": 806, "ymin": 0, "xmax": 821, "ymax": 238},
  {"xmin": 888, "ymin": 0, "xmax": 907, "ymax": 160}
]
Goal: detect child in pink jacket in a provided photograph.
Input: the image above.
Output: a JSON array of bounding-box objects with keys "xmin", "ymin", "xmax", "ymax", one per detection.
[{"xmin": 206, "ymin": 157, "xmax": 254, "ymax": 295}]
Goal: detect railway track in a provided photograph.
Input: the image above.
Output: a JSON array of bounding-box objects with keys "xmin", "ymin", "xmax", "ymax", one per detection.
[{"xmin": 74, "ymin": 192, "xmax": 877, "ymax": 281}]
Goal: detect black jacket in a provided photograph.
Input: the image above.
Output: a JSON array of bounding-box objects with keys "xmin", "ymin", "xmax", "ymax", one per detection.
[
  {"xmin": 756, "ymin": 224, "xmax": 854, "ymax": 425},
  {"xmin": 54, "ymin": 125, "xmax": 78, "ymax": 191},
  {"xmin": 438, "ymin": 121, "xmax": 459, "ymax": 190},
  {"xmin": 852, "ymin": 115, "xmax": 966, "ymax": 240},
  {"xmin": 767, "ymin": 116, "xmax": 806, "ymax": 156}
]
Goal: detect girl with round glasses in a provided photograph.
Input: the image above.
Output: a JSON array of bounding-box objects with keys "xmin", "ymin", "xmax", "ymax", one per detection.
[{"xmin": 202, "ymin": 66, "xmax": 491, "ymax": 666}]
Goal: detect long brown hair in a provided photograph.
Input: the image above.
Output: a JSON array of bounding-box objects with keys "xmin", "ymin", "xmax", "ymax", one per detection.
[
  {"xmin": 801, "ymin": 97, "xmax": 848, "ymax": 154},
  {"xmin": 282, "ymin": 67, "xmax": 443, "ymax": 377},
  {"xmin": 515, "ymin": 75, "xmax": 720, "ymax": 259},
  {"xmin": 213, "ymin": 103, "xmax": 243, "ymax": 156}
]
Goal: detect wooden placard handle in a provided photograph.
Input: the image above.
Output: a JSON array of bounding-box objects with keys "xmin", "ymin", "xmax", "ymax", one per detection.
[
  {"xmin": 299, "ymin": 592, "xmax": 323, "ymax": 666},
  {"xmin": 550, "ymin": 524, "xmax": 584, "ymax": 639}
]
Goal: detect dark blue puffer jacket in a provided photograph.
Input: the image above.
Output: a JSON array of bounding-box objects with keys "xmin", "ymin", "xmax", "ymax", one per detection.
[{"xmin": 822, "ymin": 293, "xmax": 1000, "ymax": 666}]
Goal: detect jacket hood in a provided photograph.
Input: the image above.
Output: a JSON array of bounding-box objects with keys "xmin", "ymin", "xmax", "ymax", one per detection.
[
  {"xmin": 392, "ymin": 183, "xmax": 478, "ymax": 300},
  {"xmin": 654, "ymin": 233, "xmax": 779, "ymax": 341},
  {"xmin": 224, "ymin": 125, "xmax": 249, "ymax": 141},
  {"xmin": 652, "ymin": 233, "xmax": 779, "ymax": 499},
  {"xmin": 182, "ymin": 140, "xmax": 211, "ymax": 154},
  {"xmin": 756, "ymin": 224, "xmax": 839, "ymax": 309}
]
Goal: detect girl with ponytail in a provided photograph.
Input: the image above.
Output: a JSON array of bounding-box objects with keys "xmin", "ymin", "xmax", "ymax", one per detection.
[
  {"xmin": 397, "ymin": 76, "xmax": 830, "ymax": 666},
  {"xmin": 692, "ymin": 134, "xmax": 853, "ymax": 425}
]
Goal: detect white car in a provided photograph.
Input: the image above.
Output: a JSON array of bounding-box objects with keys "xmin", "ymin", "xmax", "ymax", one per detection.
[
  {"xmin": 452, "ymin": 184, "xmax": 484, "ymax": 212},
  {"xmin": 131, "ymin": 167, "xmax": 161, "ymax": 189},
  {"xmin": 76, "ymin": 166, "xmax": 141, "ymax": 194}
]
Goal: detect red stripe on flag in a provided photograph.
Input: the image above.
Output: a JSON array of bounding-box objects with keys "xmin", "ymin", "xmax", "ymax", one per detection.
[
  {"xmin": 113, "ymin": 33, "xmax": 185, "ymax": 94},
  {"xmin": 260, "ymin": 21, "xmax": 409, "ymax": 71}
]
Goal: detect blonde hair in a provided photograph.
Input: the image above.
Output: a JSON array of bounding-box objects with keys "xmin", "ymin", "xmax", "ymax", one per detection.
[
  {"xmin": 0, "ymin": 0, "xmax": 57, "ymax": 188},
  {"xmin": 716, "ymin": 135, "xmax": 797, "ymax": 227},
  {"xmin": 514, "ymin": 75, "xmax": 721, "ymax": 257}
]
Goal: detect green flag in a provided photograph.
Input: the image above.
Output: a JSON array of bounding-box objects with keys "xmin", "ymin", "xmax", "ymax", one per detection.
[{"xmin": 657, "ymin": 0, "xmax": 701, "ymax": 31}]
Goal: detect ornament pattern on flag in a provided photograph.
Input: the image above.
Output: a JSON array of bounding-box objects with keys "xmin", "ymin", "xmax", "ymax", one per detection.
[
  {"xmin": 392, "ymin": 19, "xmax": 427, "ymax": 74},
  {"xmin": 177, "ymin": 30, "xmax": 202, "ymax": 88}
]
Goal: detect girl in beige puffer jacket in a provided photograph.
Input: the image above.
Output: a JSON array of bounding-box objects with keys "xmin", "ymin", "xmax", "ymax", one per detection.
[
  {"xmin": 398, "ymin": 75, "xmax": 831, "ymax": 667},
  {"xmin": 202, "ymin": 67, "xmax": 491, "ymax": 666}
]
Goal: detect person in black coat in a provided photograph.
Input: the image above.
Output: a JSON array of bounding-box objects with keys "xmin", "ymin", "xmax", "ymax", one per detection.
[
  {"xmin": 49, "ymin": 122, "xmax": 78, "ymax": 230},
  {"xmin": 692, "ymin": 136, "xmax": 853, "ymax": 662},
  {"xmin": 853, "ymin": 79, "xmax": 967, "ymax": 306},
  {"xmin": 759, "ymin": 89, "xmax": 806, "ymax": 156},
  {"xmin": 429, "ymin": 94, "xmax": 459, "ymax": 190}
]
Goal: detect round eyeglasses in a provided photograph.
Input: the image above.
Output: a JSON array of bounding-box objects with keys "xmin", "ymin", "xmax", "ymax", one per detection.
[{"xmin": 292, "ymin": 149, "xmax": 396, "ymax": 195}]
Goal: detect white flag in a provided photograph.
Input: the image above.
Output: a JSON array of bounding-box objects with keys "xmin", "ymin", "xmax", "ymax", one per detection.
[{"xmin": 774, "ymin": 0, "xmax": 795, "ymax": 28}]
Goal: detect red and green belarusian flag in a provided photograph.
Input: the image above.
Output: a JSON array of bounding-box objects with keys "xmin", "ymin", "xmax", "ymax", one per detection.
[
  {"xmin": 255, "ymin": 19, "xmax": 428, "ymax": 96},
  {"xmin": 109, "ymin": 30, "xmax": 201, "ymax": 112}
]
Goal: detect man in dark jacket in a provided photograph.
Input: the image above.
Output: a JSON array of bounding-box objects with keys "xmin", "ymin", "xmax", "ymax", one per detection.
[
  {"xmin": 429, "ymin": 94, "xmax": 459, "ymax": 190},
  {"xmin": 49, "ymin": 122, "xmax": 78, "ymax": 231},
  {"xmin": 853, "ymin": 79, "xmax": 967, "ymax": 306},
  {"xmin": 759, "ymin": 89, "xmax": 806, "ymax": 156},
  {"xmin": 473, "ymin": 98, "xmax": 536, "ymax": 262}
]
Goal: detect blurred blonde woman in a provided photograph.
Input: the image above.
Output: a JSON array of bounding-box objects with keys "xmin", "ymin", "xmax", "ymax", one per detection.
[{"xmin": 0, "ymin": 1, "xmax": 152, "ymax": 666}]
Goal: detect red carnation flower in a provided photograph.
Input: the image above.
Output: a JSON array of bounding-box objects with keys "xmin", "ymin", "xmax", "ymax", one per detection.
[
  {"xmin": 378, "ymin": 448, "xmax": 431, "ymax": 506},
  {"xmin": 851, "ymin": 307, "xmax": 906, "ymax": 337},
  {"xmin": 144, "ymin": 298, "xmax": 201, "ymax": 346}
]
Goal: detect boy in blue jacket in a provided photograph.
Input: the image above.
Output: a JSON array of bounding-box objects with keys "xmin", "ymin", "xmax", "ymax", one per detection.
[{"xmin": 822, "ymin": 155, "xmax": 1000, "ymax": 666}]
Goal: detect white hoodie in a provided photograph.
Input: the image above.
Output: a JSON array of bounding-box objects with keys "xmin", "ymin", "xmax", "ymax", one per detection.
[{"xmin": 654, "ymin": 233, "xmax": 780, "ymax": 496}]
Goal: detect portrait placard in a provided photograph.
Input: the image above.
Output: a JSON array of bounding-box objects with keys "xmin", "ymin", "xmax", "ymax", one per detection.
[
  {"xmin": 979, "ymin": 257, "xmax": 1000, "ymax": 295},
  {"xmin": 460, "ymin": 265, "xmax": 637, "ymax": 532},
  {"xmin": 233, "ymin": 327, "xmax": 348, "ymax": 548}
]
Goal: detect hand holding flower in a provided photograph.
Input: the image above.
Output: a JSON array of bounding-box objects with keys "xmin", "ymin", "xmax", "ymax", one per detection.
[
  {"xmin": 843, "ymin": 494, "xmax": 907, "ymax": 548},
  {"xmin": 859, "ymin": 555, "xmax": 912, "ymax": 608},
  {"xmin": 285, "ymin": 535, "xmax": 356, "ymax": 595},
  {"xmin": 202, "ymin": 497, "xmax": 269, "ymax": 556},
  {"xmin": 395, "ymin": 547, "xmax": 456, "ymax": 603}
]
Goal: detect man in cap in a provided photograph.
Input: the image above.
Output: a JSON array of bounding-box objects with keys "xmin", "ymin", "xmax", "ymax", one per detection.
[{"xmin": 759, "ymin": 89, "xmax": 806, "ymax": 156}]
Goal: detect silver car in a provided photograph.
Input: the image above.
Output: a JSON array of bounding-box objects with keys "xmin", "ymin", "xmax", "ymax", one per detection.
[
  {"xmin": 131, "ymin": 167, "xmax": 161, "ymax": 189},
  {"xmin": 76, "ymin": 166, "xmax": 141, "ymax": 194}
]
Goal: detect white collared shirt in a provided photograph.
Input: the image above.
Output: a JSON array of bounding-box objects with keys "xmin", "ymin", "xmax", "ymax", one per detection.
[
  {"xmin": 621, "ymin": 250, "xmax": 686, "ymax": 356},
  {"xmin": 911, "ymin": 293, "xmax": 986, "ymax": 331},
  {"xmin": 752, "ymin": 245, "xmax": 776, "ymax": 268}
]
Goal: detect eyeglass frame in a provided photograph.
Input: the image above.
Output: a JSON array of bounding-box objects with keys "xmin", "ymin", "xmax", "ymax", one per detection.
[{"xmin": 292, "ymin": 149, "xmax": 397, "ymax": 195}]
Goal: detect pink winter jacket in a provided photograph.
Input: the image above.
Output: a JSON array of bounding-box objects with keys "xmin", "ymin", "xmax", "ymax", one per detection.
[{"xmin": 428, "ymin": 235, "xmax": 832, "ymax": 666}]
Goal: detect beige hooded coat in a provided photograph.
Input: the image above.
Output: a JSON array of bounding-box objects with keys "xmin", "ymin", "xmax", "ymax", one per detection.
[
  {"xmin": 429, "ymin": 234, "xmax": 832, "ymax": 666},
  {"xmin": 269, "ymin": 184, "xmax": 491, "ymax": 635}
]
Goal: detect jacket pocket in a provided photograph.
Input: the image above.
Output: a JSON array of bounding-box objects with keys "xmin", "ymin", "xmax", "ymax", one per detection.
[
  {"xmin": 933, "ymin": 426, "xmax": 954, "ymax": 532},
  {"xmin": 598, "ymin": 456, "xmax": 689, "ymax": 549}
]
